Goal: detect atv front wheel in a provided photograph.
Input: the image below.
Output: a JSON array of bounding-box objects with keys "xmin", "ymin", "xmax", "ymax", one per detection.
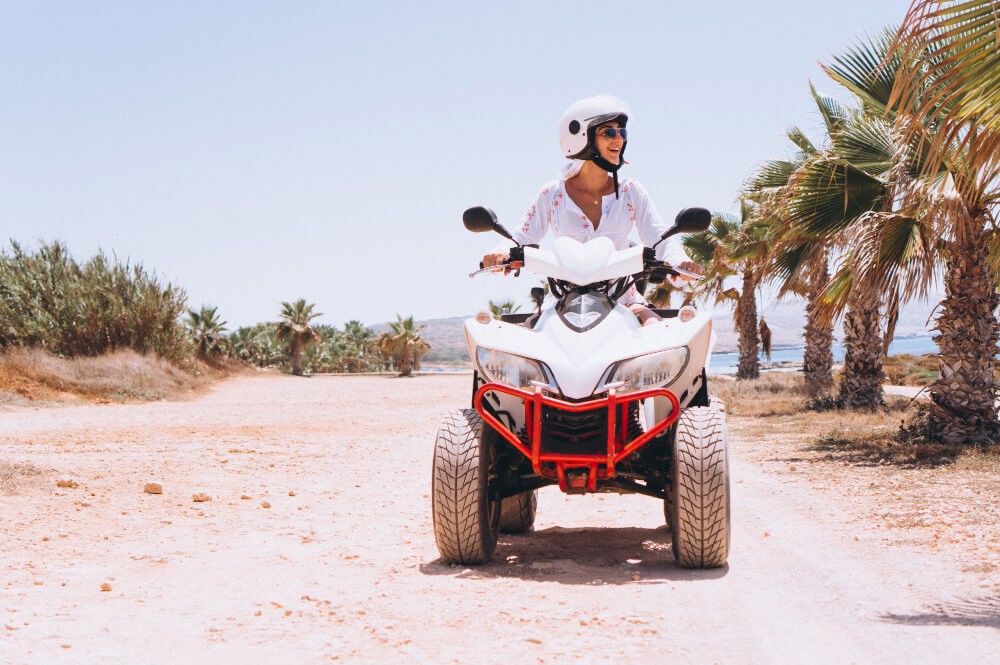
[
  {"xmin": 669, "ymin": 398, "xmax": 730, "ymax": 568},
  {"xmin": 499, "ymin": 490, "xmax": 537, "ymax": 533},
  {"xmin": 431, "ymin": 409, "xmax": 500, "ymax": 564}
]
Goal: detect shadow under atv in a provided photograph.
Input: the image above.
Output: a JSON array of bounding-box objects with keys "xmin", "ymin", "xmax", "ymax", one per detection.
[{"xmin": 420, "ymin": 526, "xmax": 729, "ymax": 585}]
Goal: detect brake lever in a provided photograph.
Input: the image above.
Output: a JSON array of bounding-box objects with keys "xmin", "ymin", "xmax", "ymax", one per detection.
[
  {"xmin": 469, "ymin": 265, "xmax": 504, "ymax": 278},
  {"xmin": 468, "ymin": 263, "xmax": 523, "ymax": 279},
  {"xmin": 671, "ymin": 266, "xmax": 700, "ymax": 281}
]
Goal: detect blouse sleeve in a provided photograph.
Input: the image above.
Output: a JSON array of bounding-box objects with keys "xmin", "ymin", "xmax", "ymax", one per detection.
[
  {"xmin": 510, "ymin": 182, "xmax": 556, "ymax": 247},
  {"xmin": 629, "ymin": 180, "xmax": 689, "ymax": 266}
]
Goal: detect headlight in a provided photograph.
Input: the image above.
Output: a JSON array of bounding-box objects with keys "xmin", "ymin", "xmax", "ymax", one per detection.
[
  {"xmin": 476, "ymin": 347, "xmax": 558, "ymax": 391},
  {"xmin": 596, "ymin": 347, "xmax": 689, "ymax": 394}
]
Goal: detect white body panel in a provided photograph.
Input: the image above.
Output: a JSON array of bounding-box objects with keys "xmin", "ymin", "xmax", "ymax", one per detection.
[
  {"xmin": 467, "ymin": 237, "xmax": 715, "ymax": 433},
  {"xmin": 466, "ymin": 309, "xmax": 711, "ymax": 401},
  {"xmin": 523, "ymin": 237, "xmax": 644, "ymax": 285}
]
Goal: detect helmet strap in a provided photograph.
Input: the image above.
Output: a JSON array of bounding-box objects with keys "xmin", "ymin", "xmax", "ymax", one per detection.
[{"xmin": 590, "ymin": 141, "xmax": 627, "ymax": 199}]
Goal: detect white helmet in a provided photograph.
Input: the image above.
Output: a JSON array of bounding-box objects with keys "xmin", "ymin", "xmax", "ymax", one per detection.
[{"xmin": 558, "ymin": 94, "xmax": 630, "ymax": 159}]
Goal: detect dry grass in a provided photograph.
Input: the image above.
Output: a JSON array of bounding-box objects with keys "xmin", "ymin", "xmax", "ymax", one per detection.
[
  {"xmin": 812, "ymin": 424, "xmax": 966, "ymax": 467},
  {"xmin": 712, "ymin": 370, "xmax": 977, "ymax": 467},
  {"xmin": 0, "ymin": 462, "xmax": 44, "ymax": 494},
  {"xmin": 713, "ymin": 371, "xmax": 912, "ymax": 417},
  {"xmin": 0, "ymin": 347, "xmax": 226, "ymax": 403},
  {"xmin": 733, "ymin": 395, "xmax": 997, "ymax": 469},
  {"xmin": 711, "ymin": 372, "xmax": 828, "ymax": 417}
]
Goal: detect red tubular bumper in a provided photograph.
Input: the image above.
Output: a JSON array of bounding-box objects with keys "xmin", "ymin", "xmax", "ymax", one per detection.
[{"xmin": 473, "ymin": 383, "xmax": 680, "ymax": 493}]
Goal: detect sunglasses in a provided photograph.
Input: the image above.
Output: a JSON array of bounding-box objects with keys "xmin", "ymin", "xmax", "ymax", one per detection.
[{"xmin": 597, "ymin": 127, "xmax": 627, "ymax": 140}]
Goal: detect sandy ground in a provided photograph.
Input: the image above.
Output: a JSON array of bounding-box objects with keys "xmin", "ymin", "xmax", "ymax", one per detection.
[{"xmin": 2, "ymin": 374, "xmax": 999, "ymax": 664}]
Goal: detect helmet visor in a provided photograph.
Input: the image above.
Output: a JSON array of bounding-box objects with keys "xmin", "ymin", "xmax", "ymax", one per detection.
[{"xmin": 584, "ymin": 112, "xmax": 628, "ymax": 128}]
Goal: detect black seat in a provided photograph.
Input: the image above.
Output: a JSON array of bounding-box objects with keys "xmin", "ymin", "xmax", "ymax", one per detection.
[{"xmin": 499, "ymin": 313, "xmax": 533, "ymax": 324}]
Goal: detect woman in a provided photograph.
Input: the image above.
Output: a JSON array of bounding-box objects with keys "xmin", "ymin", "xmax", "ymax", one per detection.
[{"xmin": 482, "ymin": 94, "xmax": 701, "ymax": 325}]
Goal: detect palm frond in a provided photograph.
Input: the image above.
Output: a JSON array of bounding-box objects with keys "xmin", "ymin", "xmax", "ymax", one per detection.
[
  {"xmin": 757, "ymin": 317, "xmax": 771, "ymax": 360},
  {"xmin": 890, "ymin": 1, "xmax": 1000, "ymax": 187},
  {"xmin": 745, "ymin": 159, "xmax": 801, "ymax": 196},
  {"xmin": 823, "ymin": 28, "xmax": 903, "ymax": 114},
  {"xmin": 809, "ymin": 81, "xmax": 850, "ymax": 135},
  {"xmin": 832, "ymin": 112, "xmax": 897, "ymax": 176},
  {"xmin": 788, "ymin": 159, "xmax": 887, "ymax": 237},
  {"xmin": 787, "ymin": 126, "xmax": 818, "ymax": 155},
  {"xmin": 682, "ymin": 230, "xmax": 719, "ymax": 266}
]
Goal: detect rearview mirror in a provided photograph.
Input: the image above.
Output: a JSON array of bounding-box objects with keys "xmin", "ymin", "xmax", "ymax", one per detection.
[
  {"xmin": 462, "ymin": 206, "xmax": 515, "ymax": 242},
  {"xmin": 673, "ymin": 207, "xmax": 712, "ymax": 234},
  {"xmin": 653, "ymin": 207, "xmax": 712, "ymax": 248}
]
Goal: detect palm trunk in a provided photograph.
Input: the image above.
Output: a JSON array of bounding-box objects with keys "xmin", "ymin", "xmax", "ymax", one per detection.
[
  {"xmin": 291, "ymin": 335, "xmax": 303, "ymax": 376},
  {"xmin": 838, "ymin": 290, "xmax": 884, "ymax": 410},
  {"xmin": 398, "ymin": 348, "xmax": 412, "ymax": 377},
  {"xmin": 736, "ymin": 270, "xmax": 759, "ymax": 380},
  {"xmin": 802, "ymin": 252, "xmax": 834, "ymax": 391},
  {"xmin": 921, "ymin": 214, "xmax": 1000, "ymax": 444}
]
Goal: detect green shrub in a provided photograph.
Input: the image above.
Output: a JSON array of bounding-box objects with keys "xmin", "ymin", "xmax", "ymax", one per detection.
[
  {"xmin": 883, "ymin": 353, "xmax": 939, "ymax": 386},
  {"xmin": 0, "ymin": 241, "xmax": 190, "ymax": 360}
]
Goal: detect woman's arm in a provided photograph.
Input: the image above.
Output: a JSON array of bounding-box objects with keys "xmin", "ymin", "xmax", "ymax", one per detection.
[
  {"xmin": 482, "ymin": 183, "xmax": 555, "ymax": 268},
  {"xmin": 629, "ymin": 180, "xmax": 701, "ymax": 272}
]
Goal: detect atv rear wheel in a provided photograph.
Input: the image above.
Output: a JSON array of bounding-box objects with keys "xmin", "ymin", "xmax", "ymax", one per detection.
[
  {"xmin": 499, "ymin": 490, "xmax": 537, "ymax": 533},
  {"xmin": 669, "ymin": 398, "xmax": 730, "ymax": 568},
  {"xmin": 431, "ymin": 409, "xmax": 501, "ymax": 564}
]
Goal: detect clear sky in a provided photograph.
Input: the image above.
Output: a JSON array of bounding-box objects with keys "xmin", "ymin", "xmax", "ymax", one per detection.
[{"xmin": 0, "ymin": 1, "xmax": 915, "ymax": 329}]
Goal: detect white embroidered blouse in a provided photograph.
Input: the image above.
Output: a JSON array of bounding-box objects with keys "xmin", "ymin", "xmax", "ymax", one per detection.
[{"xmin": 510, "ymin": 177, "xmax": 689, "ymax": 305}]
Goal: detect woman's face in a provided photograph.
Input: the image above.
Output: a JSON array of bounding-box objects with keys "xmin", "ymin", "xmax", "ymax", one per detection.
[{"xmin": 593, "ymin": 121, "xmax": 626, "ymax": 165}]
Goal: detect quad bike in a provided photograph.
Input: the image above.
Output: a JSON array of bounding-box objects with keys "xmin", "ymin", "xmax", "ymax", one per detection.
[{"xmin": 431, "ymin": 206, "xmax": 730, "ymax": 569}]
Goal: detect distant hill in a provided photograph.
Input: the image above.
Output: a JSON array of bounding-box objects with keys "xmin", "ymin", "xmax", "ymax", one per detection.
[{"xmin": 370, "ymin": 298, "xmax": 936, "ymax": 367}]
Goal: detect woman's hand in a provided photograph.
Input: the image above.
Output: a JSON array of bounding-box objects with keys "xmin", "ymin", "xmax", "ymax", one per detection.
[
  {"xmin": 481, "ymin": 252, "xmax": 522, "ymax": 275},
  {"xmin": 482, "ymin": 252, "xmax": 507, "ymax": 268}
]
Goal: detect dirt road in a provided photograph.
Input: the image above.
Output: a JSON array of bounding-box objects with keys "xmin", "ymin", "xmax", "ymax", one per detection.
[{"xmin": 2, "ymin": 375, "xmax": 998, "ymax": 664}]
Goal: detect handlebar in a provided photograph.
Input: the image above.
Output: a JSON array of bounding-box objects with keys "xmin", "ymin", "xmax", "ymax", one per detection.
[
  {"xmin": 471, "ymin": 246, "xmax": 700, "ymax": 282},
  {"xmin": 642, "ymin": 247, "xmax": 698, "ymax": 282}
]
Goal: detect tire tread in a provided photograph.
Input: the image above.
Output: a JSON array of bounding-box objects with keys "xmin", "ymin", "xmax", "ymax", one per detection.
[
  {"xmin": 431, "ymin": 409, "xmax": 498, "ymax": 564},
  {"xmin": 671, "ymin": 397, "xmax": 731, "ymax": 568}
]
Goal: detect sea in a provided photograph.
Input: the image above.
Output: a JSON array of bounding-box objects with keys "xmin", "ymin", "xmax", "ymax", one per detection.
[{"xmin": 708, "ymin": 335, "xmax": 937, "ymax": 375}]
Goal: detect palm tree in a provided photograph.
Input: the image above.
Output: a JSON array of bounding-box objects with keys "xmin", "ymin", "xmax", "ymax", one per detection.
[
  {"xmin": 754, "ymin": 34, "xmax": 944, "ymax": 410},
  {"xmin": 276, "ymin": 299, "xmax": 322, "ymax": 376},
  {"xmin": 488, "ymin": 300, "xmax": 520, "ymax": 319},
  {"xmin": 377, "ymin": 314, "xmax": 431, "ymax": 377},
  {"xmin": 746, "ymin": 107, "xmax": 836, "ymax": 391},
  {"xmin": 342, "ymin": 320, "xmax": 377, "ymax": 372},
  {"xmin": 887, "ymin": 2, "xmax": 1000, "ymax": 443},
  {"xmin": 684, "ymin": 200, "xmax": 770, "ymax": 379},
  {"xmin": 187, "ymin": 305, "xmax": 227, "ymax": 358}
]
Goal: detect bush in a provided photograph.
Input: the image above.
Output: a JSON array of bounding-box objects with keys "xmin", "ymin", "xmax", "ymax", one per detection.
[
  {"xmin": 883, "ymin": 353, "xmax": 939, "ymax": 386},
  {"xmin": 0, "ymin": 241, "xmax": 189, "ymax": 360}
]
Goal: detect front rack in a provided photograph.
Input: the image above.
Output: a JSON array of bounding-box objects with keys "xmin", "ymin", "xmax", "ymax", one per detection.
[{"xmin": 473, "ymin": 383, "xmax": 680, "ymax": 493}]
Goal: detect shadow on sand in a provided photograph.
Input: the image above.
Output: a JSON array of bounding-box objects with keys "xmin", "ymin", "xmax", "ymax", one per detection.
[
  {"xmin": 420, "ymin": 525, "xmax": 728, "ymax": 585},
  {"xmin": 881, "ymin": 590, "xmax": 1000, "ymax": 629}
]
